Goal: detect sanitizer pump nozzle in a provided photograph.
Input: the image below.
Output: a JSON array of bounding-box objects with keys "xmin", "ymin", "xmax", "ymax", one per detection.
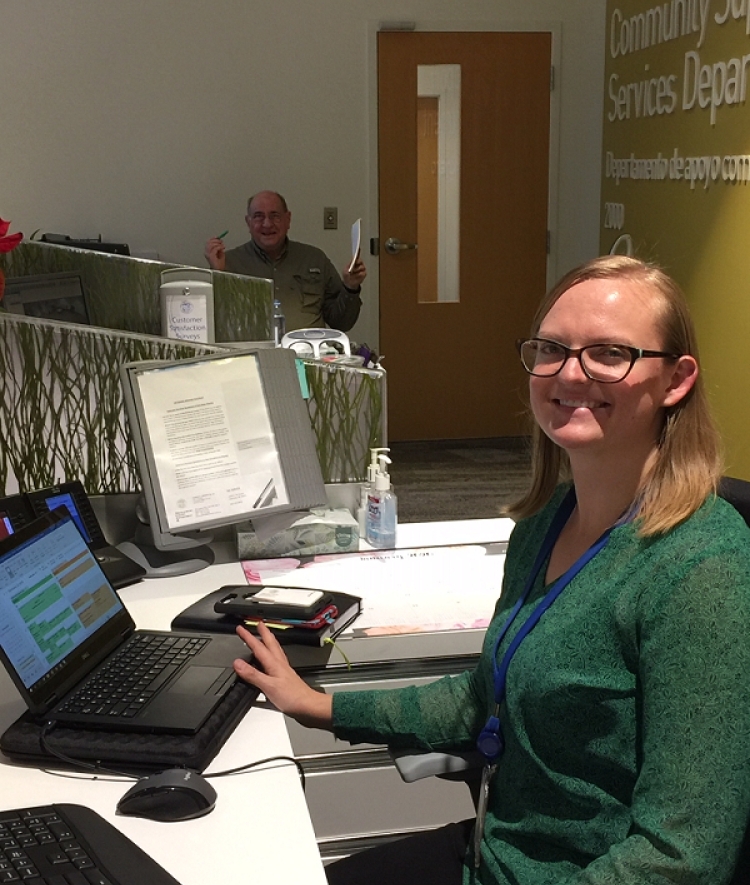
[
  {"xmin": 368, "ymin": 447, "xmax": 387, "ymax": 485},
  {"xmin": 374, "ymin": 454, "xmax": 392, "ymax": 491}
]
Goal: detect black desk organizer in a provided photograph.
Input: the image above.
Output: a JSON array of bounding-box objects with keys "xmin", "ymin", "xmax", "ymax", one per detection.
[{"xmin": 0, "ymin": 681, "xmax": 258, "ymax": 775}]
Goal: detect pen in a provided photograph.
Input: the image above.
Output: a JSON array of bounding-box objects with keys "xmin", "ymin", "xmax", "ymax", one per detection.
[
  {"xmin": 216, "ymin": 229, "xmax": 229, "ymax": 239},
  {"xmin": 253, "ymin": 478, "xmax": 275, "ymax": 508}
]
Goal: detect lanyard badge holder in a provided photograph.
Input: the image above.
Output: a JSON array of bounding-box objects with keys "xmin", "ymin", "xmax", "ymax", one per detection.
[{"xmin": 472, "ymin": 489, "xmax": 623, "ymax": 869}]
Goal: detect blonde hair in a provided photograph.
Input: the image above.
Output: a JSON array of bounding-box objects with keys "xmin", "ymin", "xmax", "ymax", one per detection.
[{"xmin": 507, "ymin": 255, "xmax": 722, "ymax": 535}]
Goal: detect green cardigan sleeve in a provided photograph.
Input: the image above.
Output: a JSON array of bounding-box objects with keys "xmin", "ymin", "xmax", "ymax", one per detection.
[{"xmin": 332, "ymin": 666, "xmax": 488, "ymax": 752}]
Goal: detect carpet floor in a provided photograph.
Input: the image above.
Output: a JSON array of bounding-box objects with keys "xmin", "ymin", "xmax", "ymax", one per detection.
[{"xmin": 387, "ymin": 438, "xmax": 532, "ymax": 524}]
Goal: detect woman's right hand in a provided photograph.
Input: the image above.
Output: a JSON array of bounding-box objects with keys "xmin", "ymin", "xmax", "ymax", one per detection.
[{"xmin": 233, "ymin": 621, "xmax": 333, "ymax": 729}]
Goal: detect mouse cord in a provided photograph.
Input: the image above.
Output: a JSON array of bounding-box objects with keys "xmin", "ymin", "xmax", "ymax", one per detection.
[
  {"xmin": 40, "ymin": 721, "xmax": 138, "ymax": 781},
  {"xmin": 207, "ymin": 755, "xmax": 306, "ymax": 790}
]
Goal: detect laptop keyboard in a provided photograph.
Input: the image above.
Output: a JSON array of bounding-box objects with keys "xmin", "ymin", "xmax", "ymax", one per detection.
[
  {"xmin": 0, "ymin": 803, "xmax": 181, "ymax": 885},
  {"xmin": 57, "ymin": 634, "xmax": 208, "ymax": 720}
]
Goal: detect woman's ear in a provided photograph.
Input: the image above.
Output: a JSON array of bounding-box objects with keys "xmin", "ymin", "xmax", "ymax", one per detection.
[{"xmin": 662, "ymin": 355, "xmax": 698, "ymax": 408}]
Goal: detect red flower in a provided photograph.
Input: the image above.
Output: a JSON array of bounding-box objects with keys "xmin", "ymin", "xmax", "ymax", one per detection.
[
  {"xmin": 0, "ymin": 218, "xmax": 22, "ymax": 305},
  {"xmin": 0, "ymin": 217, "xmax": 23, "ymax": 253}
]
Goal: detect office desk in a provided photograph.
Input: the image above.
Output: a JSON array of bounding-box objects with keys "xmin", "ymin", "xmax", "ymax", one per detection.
[
  {"xmin": 0, "ymin": 568, "xmax": 326, "ymax": 885},
  {"xmin": 0, "ymin": 517, "xmax": 514, "ymax": 881}
]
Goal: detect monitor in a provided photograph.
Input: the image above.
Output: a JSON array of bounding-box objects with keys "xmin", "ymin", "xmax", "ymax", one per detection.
[
  {"xmin": 41, "ymin": 233, "xmax": 130, "ymax": 256},
  {"xmin": 2, "ymin": 272, "xmax": 90, "ymax": 325},
  {"xmin": 120, "ymin": 347, "xmax": 326, "ymax": 563}
]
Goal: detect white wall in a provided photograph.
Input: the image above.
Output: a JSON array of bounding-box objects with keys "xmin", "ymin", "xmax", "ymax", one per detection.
[{"xmin": 0, "ymin": 0, "xmax": 605, "ymax": 348}]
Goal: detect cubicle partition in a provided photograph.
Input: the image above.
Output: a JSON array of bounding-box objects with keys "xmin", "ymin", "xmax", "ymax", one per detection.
[
  {"xmin": 303, "ymin": 359, "xmax": 387, "ymax": 484},
  {"xmin": 0, "ymin": 240, "xmax": 274, "ymax": 342},
  {"xmin": 0, "ymin": 311, "xmax": 386, "ymax": 497},
  {"xmin": 0, "ymin": 312, "xmax": 224, "ymax": 496}
]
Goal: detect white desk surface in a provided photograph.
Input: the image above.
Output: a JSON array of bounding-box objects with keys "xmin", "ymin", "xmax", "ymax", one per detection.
[
  {"xmin": 0, "ymin": 575, "xmax": 326, "ymax": 885},
  {"xmin": 0, "ymin": 517, "xmax": 514, "ymax": 885}
]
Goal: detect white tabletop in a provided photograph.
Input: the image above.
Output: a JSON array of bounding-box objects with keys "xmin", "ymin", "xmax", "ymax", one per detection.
[
  {"xmin": 0, "ymin": 517, "xmax": 514, "ymax": 885},
  {"xmin": 0, "ymin": 700, "xmax": 325, "ymax": 885},
  {"xmin": 0, "ymin": 559, "xmax": 324, "ymax": 885}
]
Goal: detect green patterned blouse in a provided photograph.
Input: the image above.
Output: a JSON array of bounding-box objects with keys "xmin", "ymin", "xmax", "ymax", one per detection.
[{"xmin": 333, "ymin": 487, "xmax": 750, "ymax": 884}]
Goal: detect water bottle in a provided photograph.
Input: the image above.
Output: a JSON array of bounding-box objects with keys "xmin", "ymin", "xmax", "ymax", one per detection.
[{"xmin": 273, "ymin": 299, "xmax": 286, "ymax": 346}]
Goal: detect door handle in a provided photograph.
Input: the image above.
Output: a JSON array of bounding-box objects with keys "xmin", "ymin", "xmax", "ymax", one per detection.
[{"xmin": 384, "ymin": 237, "xmax": 418, "ymax": 254}]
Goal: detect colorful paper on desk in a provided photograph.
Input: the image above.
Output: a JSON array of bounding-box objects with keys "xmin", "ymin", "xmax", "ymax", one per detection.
[{"xmin": 241, "ymin": 542, "xmax": 506, "ymax": 636}]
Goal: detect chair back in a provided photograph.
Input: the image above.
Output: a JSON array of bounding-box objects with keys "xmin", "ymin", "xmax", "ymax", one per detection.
[
  {"xmin": 718, "ymin": 478, "xmax": 750, "ymax": 882},
  {"xmin": 718, "ymin": 477, "xmax": 750, "ymax": 529}
]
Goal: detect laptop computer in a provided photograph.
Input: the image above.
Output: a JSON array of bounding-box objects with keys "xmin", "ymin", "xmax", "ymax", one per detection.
[
  {"xmin": 0, "ymin": 507, "xmax": 253, "ymax": 734},
  {"xmin": 0, "ymin": 483, "xmax": 146, "ymax": 590}
]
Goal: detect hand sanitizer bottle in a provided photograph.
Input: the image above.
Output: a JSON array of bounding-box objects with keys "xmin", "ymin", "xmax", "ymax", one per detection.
[
  {"xmin": 273, "ymin": 299, "xmax": 286, "ymax": 346},
  {"xmin": 358, "ymin": 447, "xmax": 388, "ymax": 537},
  {"xmin": 366, "ymin": 454, "xmax": 397, "ymax": 548}
]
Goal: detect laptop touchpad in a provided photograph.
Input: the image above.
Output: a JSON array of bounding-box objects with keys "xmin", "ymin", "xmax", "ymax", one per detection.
[{"xmin": 168, "ymin": 666, "xmax": 227, "ymax": 694}]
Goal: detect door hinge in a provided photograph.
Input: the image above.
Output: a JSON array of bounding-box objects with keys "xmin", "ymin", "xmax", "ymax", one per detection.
[{"xmin": 550, "ymin": 65, "xmax": 555, "ymax": 92}]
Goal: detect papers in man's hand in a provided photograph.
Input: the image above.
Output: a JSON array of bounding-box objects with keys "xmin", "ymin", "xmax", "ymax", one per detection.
[{"xmin": 348, "ymin": 218, "xmax": 361, "ymax": 272}]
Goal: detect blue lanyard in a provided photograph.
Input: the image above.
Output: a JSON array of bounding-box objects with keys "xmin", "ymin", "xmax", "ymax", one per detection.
[{"xmin": 476, "ymin": 488, "xmax": 622, "ymax": 763}]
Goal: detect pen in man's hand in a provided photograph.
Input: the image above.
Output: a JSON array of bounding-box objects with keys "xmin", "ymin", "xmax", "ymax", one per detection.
[{"xmin": 217, "ymin": 230, "xmax": 229, "ymax": 239}]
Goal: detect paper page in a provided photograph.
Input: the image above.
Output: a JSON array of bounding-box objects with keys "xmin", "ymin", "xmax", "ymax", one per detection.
[
  {"xmin": 135, "ymin": 355, "xmax": 289, "ymax": 531},
  {"xmin": 348, "ymin": 219, "xmax": 361, "ymax": 272},
  {"xmin": 241, "ymin": 544, "xmax": 505, "ymax": 635}
]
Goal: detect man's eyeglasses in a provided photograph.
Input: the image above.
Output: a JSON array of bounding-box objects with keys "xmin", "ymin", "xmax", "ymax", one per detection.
[
  {"xmin": 249, "ymin": 212, "xmax": 284, "ymax": 225},
  {"xmin": 516, "ymin": 338, "xmax": 681, "ymax": 384}
]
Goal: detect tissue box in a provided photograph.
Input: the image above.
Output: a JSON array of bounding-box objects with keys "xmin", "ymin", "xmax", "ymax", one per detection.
[{"xmin": 235, "ymin": 507, "xmax": 360, "ymax": 558}]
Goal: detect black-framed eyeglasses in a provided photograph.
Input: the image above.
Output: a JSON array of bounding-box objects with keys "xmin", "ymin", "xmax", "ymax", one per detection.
[{"xmin": 516, "ymin": 337, "xmax": 681, "ymax": 384}]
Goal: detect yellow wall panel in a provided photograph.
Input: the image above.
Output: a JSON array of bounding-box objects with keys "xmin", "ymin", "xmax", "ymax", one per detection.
[{"xmin": 602, "ymin": 0, "xmax": 750, "ymax": 476}]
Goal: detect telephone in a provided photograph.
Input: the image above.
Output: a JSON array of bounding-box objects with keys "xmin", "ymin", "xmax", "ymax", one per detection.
[{"xmin": 0, "ymin": 480, "xmax": 146, "ymax": 588}]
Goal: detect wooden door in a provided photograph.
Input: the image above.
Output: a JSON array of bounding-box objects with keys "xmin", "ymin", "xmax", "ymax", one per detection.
[{"xmin": 378, "ymin": 31, "xmax": 552, "ymax": 440}]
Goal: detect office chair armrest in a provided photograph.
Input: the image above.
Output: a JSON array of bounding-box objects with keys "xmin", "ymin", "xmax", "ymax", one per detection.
[{"xmin": 390, "ymin": 748, "xmax": 485, "ymax": 783}]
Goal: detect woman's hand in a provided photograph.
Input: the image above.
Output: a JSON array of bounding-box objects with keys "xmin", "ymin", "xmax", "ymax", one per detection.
[{"xmin": 233, "ymin": 622, "xmax": 333, "ymax": 729}]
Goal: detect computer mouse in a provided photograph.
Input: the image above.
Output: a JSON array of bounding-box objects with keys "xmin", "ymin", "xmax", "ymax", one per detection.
[{"xmin": 116, "ymin": 768, "xmax": 217, "ymax": 822}]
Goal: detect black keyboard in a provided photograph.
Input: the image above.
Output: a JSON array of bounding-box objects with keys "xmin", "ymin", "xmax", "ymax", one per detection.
[
  {"xmin": 57, "ymin": 634, "xmax": 208, "ymax": 720},
  {"xmin": 0, "ymin": 804, "xmax": 181, "ymax": 885}
]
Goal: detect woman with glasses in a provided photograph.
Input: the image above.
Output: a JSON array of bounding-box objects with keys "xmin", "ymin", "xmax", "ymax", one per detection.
[{"xmin": 234, "ymin": 255, "xmax": 750, "ymax": 885}]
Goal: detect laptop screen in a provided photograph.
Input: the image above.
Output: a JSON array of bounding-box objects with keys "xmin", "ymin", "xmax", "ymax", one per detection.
[
  {"xmin": 0, "ymin": 512, "xmax": 125, "ymax": 694},
  {"xmin": 37, "ymin": 492, "xmax": 92, "ymax": 544}
]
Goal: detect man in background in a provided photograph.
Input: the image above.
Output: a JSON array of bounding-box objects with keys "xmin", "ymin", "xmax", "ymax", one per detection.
[{"xmin": 205, "ymin": 191, "xmax": 366, "ymax": 332}]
